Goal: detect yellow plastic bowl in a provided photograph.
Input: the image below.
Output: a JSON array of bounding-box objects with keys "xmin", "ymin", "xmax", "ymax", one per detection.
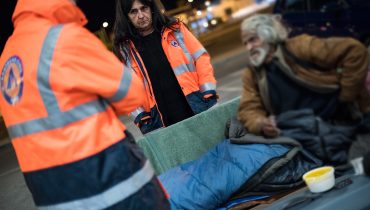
[{"xmin": 302, "ymin": 166, "xmax": 335, "ymax": 193}]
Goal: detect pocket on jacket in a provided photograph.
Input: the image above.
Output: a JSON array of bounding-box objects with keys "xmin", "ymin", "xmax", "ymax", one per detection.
[
  {"xmin": 186, "ymin": 91, "xmax": 217, "ymax": 114},
  {"xmin": 139, "ymin": 106, "xmax": 164, "ymax": 134}
]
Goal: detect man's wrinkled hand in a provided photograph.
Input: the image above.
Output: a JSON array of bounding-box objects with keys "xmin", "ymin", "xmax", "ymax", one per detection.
[{"xmin": 260, "ymin": 116, "xmax": 280, "ymax": 138}]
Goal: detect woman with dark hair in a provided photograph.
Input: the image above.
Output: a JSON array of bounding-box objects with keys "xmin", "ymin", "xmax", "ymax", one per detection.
[
  {"xmin": 113, "ymin": 0, "xmax": 218, "ymax": 134},
  {"xmin": 113, "ymin": 0, "xmax": 177, "ymax": 61}
]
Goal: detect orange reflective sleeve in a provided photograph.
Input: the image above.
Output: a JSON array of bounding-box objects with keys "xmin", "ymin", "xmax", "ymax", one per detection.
[
  {"xmin": 180, "ymin": 24, "xmax": 216, "ymax": 90},
  {"xmin": 54, "ymin": 25, "xmax": 145, "ymax": 115}
]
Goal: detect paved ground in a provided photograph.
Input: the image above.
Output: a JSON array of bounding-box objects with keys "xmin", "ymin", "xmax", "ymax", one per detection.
[{"xmin": 0, "ymin": 145, "xmax": 33, "ymax": 210}]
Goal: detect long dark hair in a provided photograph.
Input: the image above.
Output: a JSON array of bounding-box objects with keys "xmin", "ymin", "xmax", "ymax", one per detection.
[{"xmin": 113, "ymin": 0, "xmax": 178, "ymax": 62}]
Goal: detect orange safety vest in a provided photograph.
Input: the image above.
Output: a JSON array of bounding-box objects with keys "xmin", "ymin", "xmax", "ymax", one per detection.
[
  {"xmin": 0, "ymin": 0, "xmax": 168, "ymax": 209},
  {"xmin": 124, "ymin": 23, "xmax": 217, "ymax": 132}
]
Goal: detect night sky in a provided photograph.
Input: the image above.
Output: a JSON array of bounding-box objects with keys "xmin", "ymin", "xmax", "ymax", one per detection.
[
  {"xmin": 0, "ymin": 0, "xmax": 180, "ymax": 54},
  {"xmin": 161, "ymin": 0, "xmax": 179, "ymax": 10},
  {"xmin": 0, "ymin": 0, "xmax": 17, "ymax": 54}
]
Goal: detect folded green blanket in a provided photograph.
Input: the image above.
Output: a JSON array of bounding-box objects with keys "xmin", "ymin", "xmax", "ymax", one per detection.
[{"xmin": 137, "ymin": 97, "xmax": 240, "ymax": 174}]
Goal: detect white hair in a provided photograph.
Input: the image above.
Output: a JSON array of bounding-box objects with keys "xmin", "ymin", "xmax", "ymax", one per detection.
[{"xmin": 241, "ymin": 14, "xmax": 288, "ymax": 44}]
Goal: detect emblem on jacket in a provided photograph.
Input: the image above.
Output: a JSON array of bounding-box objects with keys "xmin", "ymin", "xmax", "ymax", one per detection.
[
  {"xmin": 1, "ymin": 56, "xmax": 24, "ymax": 105},
  {"xmin": 170, "ymin": 40, "xmax": 179, "ymax": 47}
]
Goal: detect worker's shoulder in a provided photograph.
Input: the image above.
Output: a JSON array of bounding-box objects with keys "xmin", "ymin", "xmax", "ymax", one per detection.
[
  {"xmin": 57, "ymin": 23, "xmax": 106, "ymax": 50},
  {"xmin": 58, "ymin": 23, "xmax": 90, "ymax": 38}
]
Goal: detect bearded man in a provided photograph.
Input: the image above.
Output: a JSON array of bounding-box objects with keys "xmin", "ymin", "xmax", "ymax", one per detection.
[{"xmin": 238, "ymin": 14, "xmax": 370, "ymax": 138}]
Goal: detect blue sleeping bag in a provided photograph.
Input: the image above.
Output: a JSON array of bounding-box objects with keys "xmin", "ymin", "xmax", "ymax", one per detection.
[{"xmin": 159, "ymin": 139, "xmax": 289, "ymax": 210}]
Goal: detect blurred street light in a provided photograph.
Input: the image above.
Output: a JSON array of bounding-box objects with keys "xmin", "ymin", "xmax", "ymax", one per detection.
[
  {"xmin": 102, "ymin": 22, "xmax": 109, "ymax": 28},
  {"xmin": 196, "ymin": 10, "xmax": 202, "ymax": 16},
  {"xmin": 210, "ymin": 19, "xmax": 218, "ymax": 25},
  {"xmin": 188, "ymin": 0, "xmax": 194, "ymax": 2},
  {"xmin": 205, "ymin": 1, "xmax": 211, "ymax": 6}
]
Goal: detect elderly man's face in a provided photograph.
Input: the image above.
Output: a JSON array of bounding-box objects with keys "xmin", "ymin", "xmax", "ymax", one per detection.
[{"xmin": 242, "ymin": 32, "xmax": 270, "ymax": 67}]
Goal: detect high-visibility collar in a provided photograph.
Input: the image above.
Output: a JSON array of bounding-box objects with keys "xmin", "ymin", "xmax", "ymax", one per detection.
[{"xmin": 13, "ymin": 0, "xmax": 87, "ymax": 27}]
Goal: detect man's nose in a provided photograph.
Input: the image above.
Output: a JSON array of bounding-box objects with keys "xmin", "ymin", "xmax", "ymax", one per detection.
[
  {"xmin": 137, "ymin": 10, "xmax": 144, "ymax": 18},
  {"xmin": 246, "ymin": 43, "xmax": 253, "ymax": 51}
]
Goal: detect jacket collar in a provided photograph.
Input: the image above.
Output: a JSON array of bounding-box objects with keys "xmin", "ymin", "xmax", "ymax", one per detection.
[
  {"xmin": 13, "ymin": 0, "xmax": 87, "ymax": 27},
  {"xmin": 161, "ymin": 22, "xmax": 181, "ymax": 38}
]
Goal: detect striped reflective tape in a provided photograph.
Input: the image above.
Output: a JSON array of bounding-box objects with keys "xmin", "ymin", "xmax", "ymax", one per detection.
[
  {"xmin": 200, "ymin": 83, "xmax": 216, "ymax": 92},
  {"xmin": 107, "ymin": 67, "xmax": 132, "ymax": 103},
  {"xmin": 174, "ymin": 30, "xmax": 196, "ymax": 72},
  {"xmin": 37, "ymin": 25, "xmax": 63, "ymax": 115},
  {"xmin": 125, "ymin": 58, "xmax": 149, "ymax": 89},
  {"xmin": 8, "ymin": 99, "xmax": 109, "ymax": 139},
  {"xmin": 173, "ymin": 63, "xmax": 196, "ymax": 76},
  {"xmin": 131, "ymin": 48, "xmax": 153, "ymax": 96},
  {"xmin": 192, "ymin": 48, "xmax": 207, "ymax": 60},
  {"xmin": 130, "ymin": 107, "xmax": 145, "ymax": 119},
  {"xmin": 38, "ymin": 160, "xmax": 155, "ymax": 210}
]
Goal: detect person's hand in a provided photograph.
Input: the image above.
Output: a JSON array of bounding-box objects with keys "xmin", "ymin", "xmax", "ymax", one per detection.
[
  {"xmin": 260, "ymin": 116, "xmax": 280, "ymax": 138},
  {"xmin": 203, "ymin": 93, "xmax": 219, "ymax": 101}
]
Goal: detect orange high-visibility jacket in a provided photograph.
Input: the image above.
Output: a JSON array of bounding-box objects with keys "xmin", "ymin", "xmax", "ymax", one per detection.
[
  {"xmin": 0, "ymin": 0, "xmax": 162, "ymax": 208},
  {"xmin": 124, "ymin": 23, "xmax": 217, "ymax": 132}
]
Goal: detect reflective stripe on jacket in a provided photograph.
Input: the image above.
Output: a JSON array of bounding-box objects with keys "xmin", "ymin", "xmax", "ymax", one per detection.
[
  {"xmin": 0, "ymin": 0, "xmax": 163, "ymax": 208},
  {"xmin": 125, "ymin": 22, "xmax": 217, "ymax": 130}
]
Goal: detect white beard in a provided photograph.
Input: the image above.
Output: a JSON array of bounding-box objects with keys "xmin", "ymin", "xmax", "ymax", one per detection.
[{"xmin": 248, "ymin": 44, "xmax": 270, "ymax": 67}]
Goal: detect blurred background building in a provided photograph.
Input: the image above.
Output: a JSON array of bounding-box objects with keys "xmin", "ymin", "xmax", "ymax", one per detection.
[
  {"xmin": 89, "ymin": 0, "xmax": 275, "ymax": 55},
  {"xmin": 167, "ymin": 0, "xmax": 274, "ymax": 36}
]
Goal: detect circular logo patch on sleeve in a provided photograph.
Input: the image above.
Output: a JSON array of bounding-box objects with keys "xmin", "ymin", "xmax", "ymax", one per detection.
[
  {"xmin": 1, "ymin": 56, "xmax": 24, "ymax": 105},
  {"xmin": 170, "ymin": 40, "xmax": 179, "ymax": 47}
]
